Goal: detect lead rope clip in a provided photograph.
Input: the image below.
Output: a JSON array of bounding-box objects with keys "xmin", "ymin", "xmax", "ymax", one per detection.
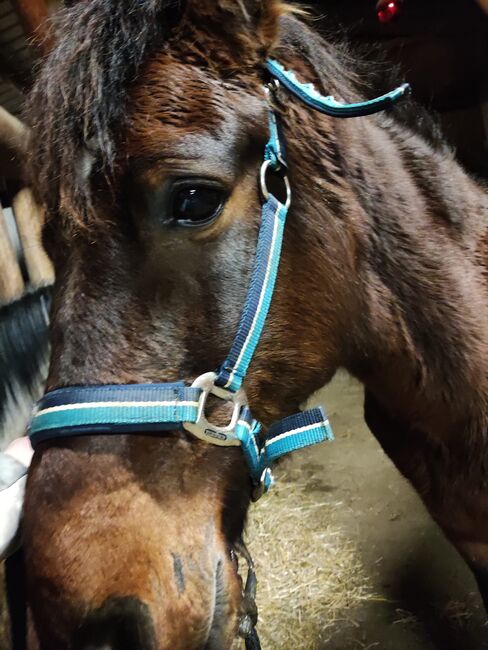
[{"xmin": 235, "ymin": 539, "xmax": 261, "ymax": 649}]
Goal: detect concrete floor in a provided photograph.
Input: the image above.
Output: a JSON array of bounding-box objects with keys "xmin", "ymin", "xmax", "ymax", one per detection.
[{"xmin": 298, "ymin": 372, "xmax": 488, "ymax": 649}]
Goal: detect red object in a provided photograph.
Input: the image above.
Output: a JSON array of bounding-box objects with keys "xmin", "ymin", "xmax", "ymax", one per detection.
[{"xmin": 376, "ymin": 0, "xmax": 403, "ymax": 23}]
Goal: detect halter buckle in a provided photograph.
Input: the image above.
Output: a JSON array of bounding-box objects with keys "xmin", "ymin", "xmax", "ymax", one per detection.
[
  {"xmin": 183, "ymin": 372, "xmax": 247, "ymax": 447},
  {"xmin": 260, "ymin": 159, "xmax": 291, "ymax": 209}
]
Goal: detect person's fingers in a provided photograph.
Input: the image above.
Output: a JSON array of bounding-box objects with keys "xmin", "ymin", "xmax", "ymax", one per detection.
[
  {"xmin": 0, "ymin": 475, "xmax": 26, "ymax": 560},
  {"xmin": 5, "ymin": 437, "xmax": 34, "ymax": 468}
]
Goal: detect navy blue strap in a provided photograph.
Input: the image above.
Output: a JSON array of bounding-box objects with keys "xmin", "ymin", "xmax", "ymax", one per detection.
[
  {"xmin": 235, "ymin": 406, "xmax": 333, "ymax": 494},
  {"xmin": 266, "ymin": 59, "xmax": 410, "ymax": 118},
  {"xmin": 265, "ymin": 408, "xmax": 333, "ymax": 464},
  {"xmin": 29, "ymin": 383, "xmax": 334, "ymax": 492},
  {"xmin": 215, "ymin": 195, "xmax": 288, "ymax": 393},
  {"xmin": 216, "ymin": 103, "xmax": 289, "ymax": 393},
  {"xmin": 29, "ymin": 384, "xmax": 201, "ymax": 447}
]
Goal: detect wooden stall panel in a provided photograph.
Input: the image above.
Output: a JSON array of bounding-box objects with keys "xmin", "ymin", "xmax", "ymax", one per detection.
[
  {"xmin": 12, "ymin": 188, "xmax": 54, "ymax": 289},
  {"xmin": 0, "ymin": 201, "xmax": 23, "ymax": 304}
]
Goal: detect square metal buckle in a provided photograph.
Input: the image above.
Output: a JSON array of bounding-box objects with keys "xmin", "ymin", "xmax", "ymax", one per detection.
[{"xmin": 183, "ymin": 372, "xmax": 247, "ymax": 447}]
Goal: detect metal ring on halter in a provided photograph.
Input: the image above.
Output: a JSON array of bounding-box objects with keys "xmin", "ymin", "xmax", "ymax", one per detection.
[
  {"xmin": 260, "ymin": 159, "xmax": 292, "ymax": 209},
  {"xmin": 264, "ymin": 77, "xmax": 280, "ymax": 99},
  {"xmin": 183, "ymin": 372, "xmax": 247, "ymax": 446}
]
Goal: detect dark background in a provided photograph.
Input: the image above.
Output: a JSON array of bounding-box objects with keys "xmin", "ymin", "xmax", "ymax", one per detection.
[{"xmin": 300, "ymin": 0, "xmax": 488, "ymax": 177}]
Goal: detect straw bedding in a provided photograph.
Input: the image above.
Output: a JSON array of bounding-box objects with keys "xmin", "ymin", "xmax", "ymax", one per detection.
[{"xmin": 233, "ymin": 468, "xmax": 375, "ymax": 649}]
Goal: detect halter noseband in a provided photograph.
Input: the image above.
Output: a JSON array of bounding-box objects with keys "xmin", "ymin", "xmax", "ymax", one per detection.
[{"xmin": 28, "ymin": 60, "xmax": 409, "ymax": 648}]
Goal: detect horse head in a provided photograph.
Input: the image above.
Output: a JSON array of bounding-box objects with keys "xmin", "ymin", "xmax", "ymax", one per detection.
[
  {"xmin": 21, "ymin": 0, "xmax": 488, "ymax": 646},
  {"xmin": 23, "ymin": 1, "xmax": 343, "ymax": 648}
]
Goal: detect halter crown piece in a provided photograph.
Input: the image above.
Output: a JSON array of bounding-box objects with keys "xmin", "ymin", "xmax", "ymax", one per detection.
[
  {"xmin": 28, "ymin": 60, "xmax": 409, "ymax": 650},
  {"xmin": 29, "ymin": 61, "xmax": 409, "ymax": 495}
]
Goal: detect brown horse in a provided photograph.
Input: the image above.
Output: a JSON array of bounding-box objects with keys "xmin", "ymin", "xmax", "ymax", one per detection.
[{"xmin": 22, "ymin": 0, "xmax": 488, "ymax": 648}]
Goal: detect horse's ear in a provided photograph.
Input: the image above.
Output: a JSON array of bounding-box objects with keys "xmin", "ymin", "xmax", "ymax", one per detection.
[
  {"xmin": 186, "ymin": 0, "xmax": 294, "ymax": 52},
  {"xmin": 255, "ymin": 0, "xmax": 296, "ymax": 50},
  {"xmin": 238, "ymin": 0, "xmax": 295, "ymax": 49}
]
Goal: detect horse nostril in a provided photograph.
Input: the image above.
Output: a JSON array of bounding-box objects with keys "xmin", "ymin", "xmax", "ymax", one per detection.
[
  {"xmin": 172, "ymin": 552, "xmax": 186, "ymax": 595},
  {"xmin": 74, "ymin": 596, "xmax": 156, "ymax": 650}
]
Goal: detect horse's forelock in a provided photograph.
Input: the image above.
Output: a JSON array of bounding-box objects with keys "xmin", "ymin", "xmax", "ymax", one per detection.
[
  {"xmin": 24, "ymin": 0, "xmax": 294, "ymax": 232},
  {"xmin": 25, "ymin": 0, "xmax": 184, "ymax": 230}
]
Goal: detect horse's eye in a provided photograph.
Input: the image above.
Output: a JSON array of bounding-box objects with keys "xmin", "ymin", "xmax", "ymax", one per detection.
[{"xmin": 172, "ymin": 184, "xmax": 225, "ymax": 227}]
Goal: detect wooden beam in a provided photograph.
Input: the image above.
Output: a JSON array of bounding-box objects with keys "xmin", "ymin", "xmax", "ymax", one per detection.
[
  {"xmin": 0, "ymin": 204, "xmax": 24, "ymax": 304},
  {"xmin": 12, "ymin": 189, "xmax": 54, "ymax": 289},
  {"xmin": 0, "ymin": 106, "xmax": 28, "ymax": 157}
]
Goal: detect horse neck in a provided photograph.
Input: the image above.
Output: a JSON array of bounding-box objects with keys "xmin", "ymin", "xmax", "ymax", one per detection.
[{"xmin": 296, "ymin": 108, "xmax": 488, "ymax": 433}]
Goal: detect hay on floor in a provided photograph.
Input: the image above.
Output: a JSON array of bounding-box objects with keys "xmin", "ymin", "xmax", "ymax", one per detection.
[{"xmin": 237, "ymin": 469, "xmax": 375, "ymax": 650}]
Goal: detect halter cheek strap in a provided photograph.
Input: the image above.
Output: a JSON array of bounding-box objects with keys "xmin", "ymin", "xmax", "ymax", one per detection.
[{"xmin": 215, "ymin": 104, "xmax": 289, "ymax": 394}]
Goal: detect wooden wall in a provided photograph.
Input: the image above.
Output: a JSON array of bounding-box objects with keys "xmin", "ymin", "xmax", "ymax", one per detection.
[{"xmin": 0, "ymin": 187, "xmax": 54, "ymax": 305}]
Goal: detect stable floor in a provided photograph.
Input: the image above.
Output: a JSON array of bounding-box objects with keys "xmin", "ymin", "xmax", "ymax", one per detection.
[{"xmin": 256, "ymin": 372, "xmax": 488, "ymax": 649}]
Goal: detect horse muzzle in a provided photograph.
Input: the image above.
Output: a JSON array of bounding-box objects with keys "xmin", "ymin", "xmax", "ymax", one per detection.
[
  {"xmin": 68, "ymin": 548, "xmax": 241, "ymax": 650},
  {"xmin": 24, "ymin": 440, "xmax": 244, "ymax": 650}
]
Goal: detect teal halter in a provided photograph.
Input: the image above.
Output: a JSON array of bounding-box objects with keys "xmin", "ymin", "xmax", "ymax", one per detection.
[
  {"xmin": 27, "ymin": 60, "xmax": 409, "ymax": 650},
  {"xmin": 266, "ymin": 60, "xmax": 410, "ymax": 118},
  {"xmin": 29, "ymin": 63, "xmax": 410, "ymax": 497}
]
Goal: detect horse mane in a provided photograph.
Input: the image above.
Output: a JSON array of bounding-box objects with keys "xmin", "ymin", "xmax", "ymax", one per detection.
[
  {"xmin": 24, "ymin": 1, "xmax": 446, "ymax": 230},
  {"xmin": 25, "ymin": 0, "xmax": 183, "ymax": 228}
]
